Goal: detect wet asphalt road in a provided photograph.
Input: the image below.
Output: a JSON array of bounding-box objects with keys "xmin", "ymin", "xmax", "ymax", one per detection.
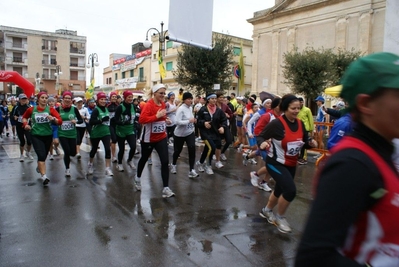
[{"xmin": 0, "ymin": 135, "xmax": 318, "ymax": 267}]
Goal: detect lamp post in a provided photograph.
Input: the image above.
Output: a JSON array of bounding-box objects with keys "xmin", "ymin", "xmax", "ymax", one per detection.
[
  {"xmin": 86, "ymin": 53, "xmax": 100, "ymax": 84},
  {"xmin": 35, "ymin": 72, "xmax": 41, "ymax": 94},
  {"xmin": 54, "ymin": 65, "xmax": 62, "ymax": 95},
  {"xmin": 143, "ymin": 22, "xmax": 168, "ymax": 83}
]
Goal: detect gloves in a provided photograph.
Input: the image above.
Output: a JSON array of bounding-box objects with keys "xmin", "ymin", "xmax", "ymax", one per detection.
[{"xmin": 101, "ymin": 116, "xmax": 110, "ymax": 122}]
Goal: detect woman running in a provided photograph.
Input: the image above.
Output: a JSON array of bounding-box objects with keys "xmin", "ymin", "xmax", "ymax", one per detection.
[{"xmin": 107, "ymin": 91, "xmax": 119, "ymax": 162}]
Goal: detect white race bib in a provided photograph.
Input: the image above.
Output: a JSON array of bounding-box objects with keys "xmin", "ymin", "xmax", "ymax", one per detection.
[
  {"xmin": 286, "ymin": 141, "xmax": 303, "ymax": 156},
  {"xmin": 152, "ymin": 121, "xmax": 166, "ymax": 133},
  {"xmin": 109, "ymin": 112, "xmax": 115, "ymax": 119},
  {"xmin": 35, "ymin": 113, "xmax": 49, "ymax": 124},
  {"xmin": 61, "ymin": 121, "xmax": 74, "ymax": 131}
]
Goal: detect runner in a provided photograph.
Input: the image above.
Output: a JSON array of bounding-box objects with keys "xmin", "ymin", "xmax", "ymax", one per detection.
[
  {"xmin": 135, "ymin": 84, "xmax": 175, "ymax": 198},
  {"xmin": 74, "ymin": 97, "xmax": 89, "ymax": 159},
  {"xmin": 22, "ymin": 91, "xmax": 62, "ymax": 185},
  {"xmin": 107, "ymin": 91, "xmax": 119, "ymax": 163}
]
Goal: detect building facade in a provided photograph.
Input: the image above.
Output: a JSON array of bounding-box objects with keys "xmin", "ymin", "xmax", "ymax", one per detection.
[
  {"xmin": 0, "ymin": 26, "xmax": 87, "ymax": 97},
  {"xmin": 103, "ymin": 32, "xmax": 253, "ymax": 97},
  {"xmin": 248, "ymin": 0, "xmax": 386, "ymax": 96}
]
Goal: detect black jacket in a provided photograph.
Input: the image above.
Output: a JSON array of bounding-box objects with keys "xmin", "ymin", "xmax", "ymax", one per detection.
[{"xmin": 196, "ymin": 105, "xmax": 227, "ymax": 140}]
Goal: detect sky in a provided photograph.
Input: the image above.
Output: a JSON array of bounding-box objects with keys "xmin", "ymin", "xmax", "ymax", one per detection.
[{"xmin": 1, "ymin": 0, "xmax": 275, "ymax": 85}]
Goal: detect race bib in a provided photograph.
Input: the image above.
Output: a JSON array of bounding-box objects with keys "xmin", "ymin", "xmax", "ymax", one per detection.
[
  {"xmin": 109, "ymin": 112, "xmax": 115, "ymax": 119},
  {"xmin": 61, "ymin": 121, "xmax": 74, "ymax": 131},
  {"xmin": 18, "ymin": 116, "xmax": 23, "ymax": 122},
  {"xmin": 102, "ymin": 121, "xmax": 110, "ymax": 126},
  {"xmin": 35, "ymin": 113, "xmax": 49, "ymax": 123},
  {"xmin": 286, "ymin": 141, "xmax": 303, "ymax": 156},
  {"xmin": 152, "ymin": 121, "xmax": 166, "ymax": 133},
  {"xmin": 187, "ymin": 123, "xmax": 194, "ymax": 130}
]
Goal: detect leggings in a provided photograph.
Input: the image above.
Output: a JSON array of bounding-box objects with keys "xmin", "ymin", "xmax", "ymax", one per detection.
[
  {"xmin": 0, "ymin": 121, "xmax": 3, "ymax": 135},
  {"xmin": 137, "ymin": 138, "xmax": 169, "ymax": 187},
  {"xmin": 16, "ymin": 125, "xmax": 32, "ymax": 147},
  {"xmin": 110, "ymin": 125, "xmax": 117, "ymax": 144},
  {"xmin": 200, "ymin": 138, "xmax": 221, "ymax": 165},
  {"xmin": 221, "ymin": 127, "xmax": 233, "ymax": 154},
  {"xmin": 31, "ymin": 135, "xmax": 52, "ymax": 161},
  {"xmin": 266, "ymin": 158, "xmax": 297, "ymax": 202},
  {"xmin": 172, "ymin": 132, "xmax": 196, "ymax": 170},
  {"xmin": 76, "ymin": 127, "xmax": 86, "ymax": 146},
  {"xmin": 59, "ymin": 137, "xmax": 77, "ymax": 168},
  {"xmin": 117, "ymin": 134, "xmax": 136, "ymax": 164},
  {"xmin": 167, "ymin": 125, "xmax": 176, "ymax": 140},
  {"xmin": 90, "ymin": 135, "xmax": 111, "ymax": 159}
]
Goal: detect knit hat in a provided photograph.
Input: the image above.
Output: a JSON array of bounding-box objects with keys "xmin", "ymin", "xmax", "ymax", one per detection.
[
  {"xmin": 123, "ymin": 90, "xmax": 133, "ymax": 99},
  {"xmin": 152, "ymin": 84, "xmax": 166, "ymax": 93},
  {"xmin": 37, "ymin": 91, "xmax": 48, "ymax": 99},
  {"xmin": 341, "ymin": 52, "xmax": 399, "ymax": 111},
  {"xmin": 96, "ymin": 92, "xmax": 107, "ymax": 101},
  {"xmin": 182, "ymin": 92, "xmax": 193, "ymax": 100},
  {"xmin": 271, "ymin": 97, "xmax": 281, "ymax": 109},
  {"xmin": 62, "ymin": 91, "xmax": 72, "ymax": 98},
  {"xmin": 206, "ymin": 93, "xmax": 217, "ymax": 100},
  {"xmin": 109, "ymin": 91, "xmax": 117, "ymax": 98}
]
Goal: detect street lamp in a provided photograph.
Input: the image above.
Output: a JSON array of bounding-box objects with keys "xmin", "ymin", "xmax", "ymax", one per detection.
[
  {"xmin": 35, "ymin": 72, "xmax": 41, "ymax": 94},
  {"xmin": 86, "ymin": 53, "xmax": 100, "ymax": 83},
  {"xmin": 143, "ymin": 22, "xmax": 168, "ymax": 83},
  {"xmin": 54, "ymin": 65, "xmax": 62, "ymax": 95}
]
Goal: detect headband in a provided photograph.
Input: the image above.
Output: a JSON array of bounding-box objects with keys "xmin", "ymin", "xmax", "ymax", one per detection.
[{"xmin": 206, "ymin": 94, "xmax": 217, "ymax": 100}]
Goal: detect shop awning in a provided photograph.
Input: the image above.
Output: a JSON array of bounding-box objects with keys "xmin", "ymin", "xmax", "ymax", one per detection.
[{"xmin": 324, "ymin": 85, "xmax": 342, "ymax": 97}]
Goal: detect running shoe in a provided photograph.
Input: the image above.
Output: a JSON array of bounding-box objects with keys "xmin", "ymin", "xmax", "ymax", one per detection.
[
  {"xmin": 215, "ymin": 161, "xmax": 224, "ymax": 169},
  {"xmin": 76, "ymin": 153, "xmax": 81, "ymax": 160},
  {"xmin": 297, "ymin": 159, "xmax": 307, "ymax": 165},
  {"xmin": 162, "ymin": 187, "xmax": 175, "ymax": 198},
  {"xmin": 54, "ymin": 146, "xmax": 60, "ymax": 155},
  {"xmin": 87, "ymin": 163, "xmax": 94, "ymax": 175},
  {"xmin": 249, "ymin": 158, "xmax": 257, "ymax": 165},
  {"xmin": 116, "ymin": 164, "xmax": 124, "ymax": 172},
  {"xmin": 237, "ymin": 144, "xmax": 244, "ymax": 152},
  {"xmin": 275, "ymin": 216, "xmax": 292, "ymax": 233},
  {"xmin": 65, "ymin": 169, "xmax": 71, "ymax": 177},
  {"xmin": 26, "ymin": 151, "xmax": 34, "ymax": 160},
  {"xmin": 170, "ymin": 164, "xmax": 177, "ymax": 174},
  {"xmin": 196, "ymin": 161, "xmax": 205, "ymax": 172},
  {"xmin": 112, "ymin": 157, "xmax": 117, "ymax": 163},
  {"xmin": 134, "ymin": 175, "xmax": 141, "ymax": 191},
  {"xmin": 188, "ymin": 169, "xmax": 199, "ymax": 178},
  {"xmin": 220, "ymin": 153, "xmax": 227, "ymax": 161},
  {"xmin": 212, "ymin": 155, "xmax": 216, "ymax": 160},
  {"xmin": 242, "ymin": 153, "xmax": 248, "ymax": 166},
  {"xmin": 105, "ymin": 167, "xmax": 113, "ymax": 176},
  {"xmin": 42, "ymin": 175, "xmax": 50, "ymax": 186},
  {"xmin": 19, "ymin": 154, "xmax": 24, "ymax": 162},
  {"xmin": 127, "ymin": 160, "xmax": 136, "ymax": 169},
  {"xmin": 259, "ymin": 208, "xmax": 276, "ymax": 224},
  {"xmin": 49, "ymin": 154, "xmax": 54, "ymax": 160},
  {"xmin": 204, "ymin": 165, "xmax": 214, "ymax": 175},
  {"xmin": 258, "ymin": 182, "xmax": 272, "ymax": 192},
  {"xmin": 250, "ymin": 171, "xmax": 259, "ymax": 187}
]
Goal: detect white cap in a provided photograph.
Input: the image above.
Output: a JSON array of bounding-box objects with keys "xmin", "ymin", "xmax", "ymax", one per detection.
[
  {"xmin": 152, "ymin": 83, "xmax": 166, "ymax": 93},
  {"xmin": 74, "ymin": 97, "xmax": 83, "ymax": 102}
]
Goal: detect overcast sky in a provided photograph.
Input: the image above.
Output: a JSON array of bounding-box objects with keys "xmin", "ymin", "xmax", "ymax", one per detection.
[{"xmin": 1, "ymin": 0, "xmax": 275, "ymax": 85}]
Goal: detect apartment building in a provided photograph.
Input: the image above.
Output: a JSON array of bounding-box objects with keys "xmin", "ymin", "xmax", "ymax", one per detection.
[
  {"xmin": 0, "ymin": 25, "xmax": 87, "ymax": 97},
  {"xmin": 103, "ymin": 32, "xmax": 253, "ymax": 97}
]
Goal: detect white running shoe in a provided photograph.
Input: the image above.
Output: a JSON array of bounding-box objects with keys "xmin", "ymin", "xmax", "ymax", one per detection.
[
  {"xmin": 19, "ymin": 154, "xmax": 24, "ymax": 162},
  {"xmin": 250, "ymin": 171, "xmax": 259, "ymax": 187},
  {"xmin": 116, "ymin": 164, "xmax": 124, "ymax": 172},
  {"xmin": 215, "ymin": 161, "xmax": 224, "ymax": 169},
  {"xmin": 105, "ymin": 167, "xmax": 113, "ymax": 176},
  {"xmin": 249, "ymin": 158, "xmax": 257, "ymax": 165},
  {"xmin": 275, "ymin": 216, "xmax": 292, "ymax": 233},
  {"xmin": 88, "ymin": 163, "xmax": 94, "ymax": 175},
  {"xmin": 259, "ymin": 208, "xmax": 276, "ymax": 225},
  {"xmin": 162, "ymin": 187, "xmax": 175, "ymax": 198},
  {"xmin": 76, "ymin": 153, "xmax": 81, "ymax": 160},
  {"xmin": 26, "ymin": 151, "xmax": 34, "ymax": 160},
  {"xmin": 212, "ymin": 155, "xmax": 216, "ymax": 160},
  {"xmin": 188, "ymin": 169, "xmax": 199, "ymax": 178},
  {"xmin": 170, "ymin": 164, "xmax": 177, "ymax": 174},
  {"xmin": 134, "ymin": 175, "xmax": 141, "ymax": 191},
  {"xmin": 204, "ymin": 165, "xmax": 214, "ymax": 175},
  {"xmin": 196, "ymin": 161, "xmax": 205, "ymax": 172},
  {"xmin": 220, "ymin": 153, "xmax": 227, "ymax": 161},
  {"xmin": 127, "ymin": 160, "xmax": 136, "ymax": 169},
  {"xmin": 42, "ymin": 175, "xmax": 50, "ymax": 186},
  {"xmin": 258, "ymin": 182, "xmax": 272, "ymax": 192},
  {"xmin": 112, "ymin": 157, "xmax": 117, "ymax": 163},
  {"xmin": 147, "ymin": 158, "xmax": 152, "ymax": 165},
  {"xmin": 242, "ymin": 153, "xmax": 248, "ymax": 166},
  {"xmin": 49, "ymin": 154, "xmax": 54, "ymax": 160},
  {"xmin": 65, "ymin": 169, "xmax": 71, "ymax": 177}
]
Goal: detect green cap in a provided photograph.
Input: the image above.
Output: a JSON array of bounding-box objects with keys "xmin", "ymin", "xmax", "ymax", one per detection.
[{"xmin": 340, "ymin": 52, "xmax": 399, "ymax": 111}]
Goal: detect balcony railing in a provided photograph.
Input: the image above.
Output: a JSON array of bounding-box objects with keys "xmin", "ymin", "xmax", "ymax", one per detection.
[
  {"xmin": 12, "ymin": 57, "xmax": 23, "ymax": 63},
  {"xmin": 70, "ymin": 63, "xmax": 85, "ymax": 67},
  {"xmin": 13, "ymin": 43, "xmax": 24, "ymax": 49},
  {"xmin": 41, "ymin": 74, "xmax": 56, "ymax": 80},
  {"xmin": 138, "ymin": 76, "xmax": 146, "ymax": 82},
  {"xmin": 42, "ymin": 46, "xmax": 57, "ymax": 51},
  {"xmin": 42, "ymin": 59, "xmax": 57, "ymax": 65},
  {"xmin": 70, "ymin": 48, "xmax": 85, "ymax": 54}
]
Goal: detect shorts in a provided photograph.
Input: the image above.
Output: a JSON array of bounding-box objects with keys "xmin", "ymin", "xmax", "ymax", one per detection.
[
  {"xmin": 51, "ymin": 124, "xmax": 59, "ymax": 139},
  {"xmin": 236, "ymin": 120, "xmax": 243, "ymax": 127},
  {"xmin": 248, "ymin": 136, "xmax": 257, "ymax": 147}
]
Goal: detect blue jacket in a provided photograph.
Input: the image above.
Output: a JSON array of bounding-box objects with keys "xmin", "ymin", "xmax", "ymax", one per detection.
[{"xmin": 327, "ymin": 113, "xmax": 352, "ymax": 150}]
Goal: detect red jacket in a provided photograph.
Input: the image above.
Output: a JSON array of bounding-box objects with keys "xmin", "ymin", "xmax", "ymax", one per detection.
[{"xmin": 138, "ymin": 99, "xmax": 167, "ymax": 143}]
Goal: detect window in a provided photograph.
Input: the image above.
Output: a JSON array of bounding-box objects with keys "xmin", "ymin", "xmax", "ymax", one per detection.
[
  {"xmin": 166, "ymin": 41, "xmax": 173, "ymax": 49},
  {"xmin": 233, "ymin": 47, "xmax": 241, "ymax": 56},
  {"xmin": 130, "ymin": 69, "xmax": 134, "ymax": 77},
  {"xmin": 139, "ymin": 67, "xmax": 144, "ymax": 82},
  {"xmin": 70, "ymin": 42, "xmax": 86, "ymax": 54},
  {"xmin": 115, "ymin": 73, "xmax": 118, "ymax": 81},
  {"xmin": 166, "ymin": 62, "xmax": 173, "ymax": 71},
  {"xmin": 122, "ymin": 72, "xmax": 125, "ymax": 79}
]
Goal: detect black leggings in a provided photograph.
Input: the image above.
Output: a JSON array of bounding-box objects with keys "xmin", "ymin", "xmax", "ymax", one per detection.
[
  {"xmin": 117, "ymin": 134, "xmax": 136, "ymax": 164},
  {"xmin": 266, "ymin": 159, "xmax": 297, "ymax": 202},
  {"xmin": 221, "ymin": 127, "xmax": 233, "ymax": 154},
  {"xmin": 59, "ymin": 137, "xmax": 77, "ymax": 168},
  {"xmin": 31, "ymin": 135, "xmax": 52, "ymax": 161},
  {"xmin": 110, "ymin": 125, "xmax": 117, "ymax": 143},
  {"xmin": 76, "ymin": 127, "xmax": 86, "ymax": 146},
  {"xmin": 16, "ymin": 124, "xmax": 32, "ymax": 147},
  {"xmin": 167, "ymin": 125, "xmax": 176, "ymax": 140},
  {"xmin": 173, "ymin": 132, "xmax": 196, "ymax": 170},
  {"xmin": 200, "ymin": 138, "xmax": 222, "ymax": 165},
  {"xmin": 137, "ymin": 138, "xmax": 169, "ymax": 187},
  {"xmin": 90, "ymin": 135, "xmax": 111, "ymax": 159}
]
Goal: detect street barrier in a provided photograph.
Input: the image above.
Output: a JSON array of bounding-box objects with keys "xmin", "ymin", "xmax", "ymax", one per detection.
[{"xmin": 308, "ymin": 121, "xmax": 334, "ymax": 166}]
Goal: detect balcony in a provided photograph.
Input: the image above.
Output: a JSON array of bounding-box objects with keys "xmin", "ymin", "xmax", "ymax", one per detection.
[
  {"xmin": 70, "ymin": 62, "xmax": 85, "ymax": 68},
  {"xmin": 138, "ymin": 76, "xmax": 146, "ymax": 83},
  {"xmin": 41, "ymin": 74, "xmax": 56, "ymax": 80},
  {"xmin": 70, "ymin": 47, "xmax": 85, "ymax": 55},
  {"xmin": 42, "ymin": 59, "xmax": 57, "ymax": 65},
  {"xmin": 8, "ymin": 57, "xmax": 27, "ymax": 65},
  {"xmin": 5, "ymin": 42, "xmax": 28, "ymax": 50},
  {"xmin": 42, "ymin": 46, "xmax": 57, "ymax": 52}
]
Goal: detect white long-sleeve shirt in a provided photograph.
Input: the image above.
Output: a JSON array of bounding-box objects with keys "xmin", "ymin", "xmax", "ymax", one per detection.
[{"xmin": 174, "ymin": 103, "xmax": 194, "ymax": 137}]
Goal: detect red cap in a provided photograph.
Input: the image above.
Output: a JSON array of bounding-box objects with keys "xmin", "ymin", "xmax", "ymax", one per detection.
[
  {"xmin": 96, "ymin": 92, "xmax": 107, "ymax": 101},
  {"xmin": 109, "ymin": 91, "xmax": 117, "ymax": 98},
  {"xmin": 37, "ymin": 91, "xmax": 48, "ymax": 99},
  {"xmin": 123, "ymin": 90, "xmax": 133, "ymax": 99},
  {"xmin": 62, "ymin": 91, "xmax": 73, "ymax": 98}
]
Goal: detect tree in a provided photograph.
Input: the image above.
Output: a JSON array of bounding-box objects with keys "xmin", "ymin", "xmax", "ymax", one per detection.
[
  {"xmin": 174, "ymin": 34, "xmax": 235, "ymax": 96},
  {"xmin": 281, "ymin": 47, "xmax": 361, "ymax": 99}
]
